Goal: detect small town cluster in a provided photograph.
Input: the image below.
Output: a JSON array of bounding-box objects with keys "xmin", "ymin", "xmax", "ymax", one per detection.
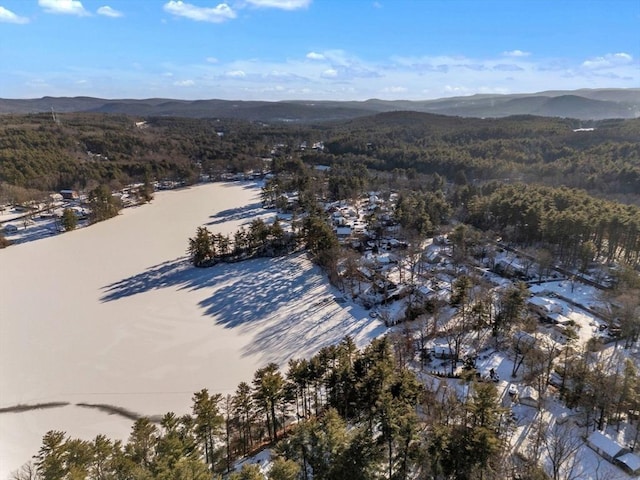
[{"xmin": 259, "ymin": 172, "xmax": 640, "ymax": 478}]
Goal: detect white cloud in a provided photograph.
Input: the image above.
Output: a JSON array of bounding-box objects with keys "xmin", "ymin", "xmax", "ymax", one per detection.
[
  {"xmin": 245, "ymin": 0, "xmax": 311, "ymax": 10},
  {"xmin": 392, "ymin": 54, "xmax": 466, "ymax": 70},
  {"xmin": 0, "ymin": 6, "xmax": 29, "ymax": 24},
  {"xmin": 261, "ymin": 70, "xmax": 309, "ymax": 83},
  {"xmin": 503, "ymin": 49, "xmax": 530, "ymax": 57},
  {"xmin": 373, "ymin": 1, "xmax": 382, "ymax": 8},
  {"xmin": 582, "ymin": 52, "xmax": 633, "ymax": 69},
  {"xmin": 162, "ymin": 0, "xmax": 308, "ymax": 25},
  {"xmin": 38, "ymin": 0, "xmax": 89, "ymax": 16},
  {"xmin": 321, "ymin": 68, "xmax": 338, "ymax": 78},
  {"xmin": 97, "ymin": 6, "xmax": 123, "ymax": 18},
  {"xmin": 8, "ymin": 42, "xmax": 637, "ymax": 102},
  {"xmin": 163, "ymin": 1, "xmax": 236, "ymax": 23},
  {"xmin": 306, "ymin": 52, "xmax": 325, "ymax": 61}
]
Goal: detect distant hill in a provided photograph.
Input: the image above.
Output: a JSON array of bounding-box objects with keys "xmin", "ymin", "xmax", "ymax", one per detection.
[{"xmin": 0, "ymin": 89, "xmax": 638, "ymax": 122}]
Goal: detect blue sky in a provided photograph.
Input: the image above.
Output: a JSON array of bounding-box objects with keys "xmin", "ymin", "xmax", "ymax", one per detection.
[{"xmin": 0, "ymin": 0, "xmax": 638, "ymax": 100}]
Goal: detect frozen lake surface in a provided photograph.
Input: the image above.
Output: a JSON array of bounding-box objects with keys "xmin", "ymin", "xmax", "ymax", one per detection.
[{"xmin": 0, "ymin": 182, "xmax": 382, "ymax": 478}]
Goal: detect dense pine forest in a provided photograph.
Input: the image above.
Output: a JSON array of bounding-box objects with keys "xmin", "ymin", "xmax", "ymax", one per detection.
[
  {"xmin": 18, "ymin": 330, "xmax": 640, "ymax": 480},
  {"xmin": 1, "ymin": 112, "xmax": 639, "ymax": 203},
  {"xmin": 16, "ymin": 337, "xmax": 535, "ymax": 480}
]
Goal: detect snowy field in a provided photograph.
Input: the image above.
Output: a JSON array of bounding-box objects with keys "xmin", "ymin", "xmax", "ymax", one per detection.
[{"xmin": 0, "ymin": 182, "xmax": 384, "ymax": 479}]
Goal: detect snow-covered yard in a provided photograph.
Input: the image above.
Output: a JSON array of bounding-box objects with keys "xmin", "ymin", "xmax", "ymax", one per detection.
[{"xmin": 0, "ymin": 182, "xmax": 384, "ymax": 479}]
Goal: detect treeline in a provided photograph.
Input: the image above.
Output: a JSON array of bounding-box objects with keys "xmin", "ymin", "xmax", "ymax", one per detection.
[
  {"xmin": 187, "ymin": 219, "xmax": 297, "ymax": 267},
  {"xmin": 2, "ymin": 111, "xmax": 639, "ymax": 205},
  {"xmin": 187, "ymin": 216, "xmax": 339, "ymax": 271},
  {"xmin": 314, "ymin": 113, "xmax": 640, "ymax": 201},
  {"xmin": 465, "ymin": 183, "xmax": 640, "ymax": 266},
  {"xmin": 24, "ymin": 337, "xmax": 529, "ymax": 480},
  {"xmin": 0, "ymin": 114, "xmax": 279, "ymax": 192}
]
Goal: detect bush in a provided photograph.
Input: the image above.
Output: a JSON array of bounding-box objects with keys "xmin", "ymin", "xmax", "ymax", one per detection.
[{"xmin": 0, "ymin": 232, "xmax": 10, "ymax": 248}]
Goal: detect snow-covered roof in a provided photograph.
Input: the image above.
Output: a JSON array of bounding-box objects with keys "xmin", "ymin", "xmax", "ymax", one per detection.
[
  {"xmin": 587, "ymin": 431, "xmax": 626, "ymax": 459},
  {"xmin": 520, "ymin": 385, "xmax": 538, "ymax": 401},
  {"xmin": 424, "ymin": 249, "xmax": 442, "ymax": 262},
  {"xmin": 416, "ymin": 285, "xmax": 434, "ymax": 296},
  {"xmin": 358, "ymin": 266, "xmax": 373, "ymax": 279},
  {"xmin": 617, "ymin": 452, "xmax": 640, "ymax": 473},
  {"xmin": 495, "ymin": 257, "xmax": 526, "ymax": 272},
  {"xmin": 529, "ymin": 296, "xmax": 564, "ymax": 314},
  {"xmin": 513, "ymin": 330, "xmax": 536, "ymax": 346},
  {"xmin": 365, "ymin": 252, "xmax": 391, "ymax": 264}
]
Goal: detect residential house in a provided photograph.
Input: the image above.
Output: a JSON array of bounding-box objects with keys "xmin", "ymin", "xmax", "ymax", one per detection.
[
  {"xmin": 60, "ymin": 190, "xmax": 79, "ymax": 200},
  {"xmin": 586, "ymin": 431, "xmax": 627, "ymax": 464}
]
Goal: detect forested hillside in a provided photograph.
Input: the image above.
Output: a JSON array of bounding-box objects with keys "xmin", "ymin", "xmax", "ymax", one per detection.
[
  {"xmin": 2, "ymin": 89, "xmax": 639, "ymax": 120},
  {"xmin": 312, "ymin": 113, "xmax": 640, "ymax": 201},
  {"xmin": 0, "ymin": 113, "xmax": 274, "ymax": 194},
  {"xmin": 1, "ymin": 112, "xmax": 639, "ymax": 205}
]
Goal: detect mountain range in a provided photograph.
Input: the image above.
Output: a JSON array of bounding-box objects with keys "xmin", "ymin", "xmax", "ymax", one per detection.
[{"xmin": 1, "ymin": 89, "xmax": 638, "ymax": 122}]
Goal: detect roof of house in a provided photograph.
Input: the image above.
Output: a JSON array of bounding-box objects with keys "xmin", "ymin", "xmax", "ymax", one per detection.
[
  {"xmin": 587, "ymin": 431, "xmax": 626, "ymax": 458},
  {"xmin": 416, "ymin": 285, "xmax": 434, "ymax": 296},
  {"xmin": 528, "ymin": 296, "xmax": 564, "ymax": 314},
  {"xmin": 520, "ymin": 385, "xmax": 538, "ymax": 400},
  {"xmin": 513, "ymin": 330, "xmax": 536, "ymax": 345},
  {"xmin": 617, "ymin": 452, "xmax": 640, "ymax": 473}
]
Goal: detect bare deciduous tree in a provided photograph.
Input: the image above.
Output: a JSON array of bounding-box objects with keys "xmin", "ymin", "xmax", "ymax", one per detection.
[
  {"xmin": 10, "ymin": 462, "xmax": 39, "ymax": 480},
  {"xmin": 543, "ymin": 421, "xmax": 583, "ymax": 480}
]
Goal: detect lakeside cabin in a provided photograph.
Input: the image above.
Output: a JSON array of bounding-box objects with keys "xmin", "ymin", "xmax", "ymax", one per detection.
[{"xmin": 60, "ymin": 190, "xmax": 79, "ymax": 201}]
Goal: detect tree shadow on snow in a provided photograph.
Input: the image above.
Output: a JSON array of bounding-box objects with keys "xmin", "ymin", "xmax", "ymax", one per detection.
[
  {"xmin": 100, "ymin": 257, "xmax": 197, "ymax": 302},
  {"xmin": 205, "ymin": 202, "xmax": 265, "ymax": 226},
  {"xmin": 100, "ymin": 254, "xmax": 385, "ymax": 363},
  {"xmin": 196, "ymin": 256, "xmax": 386, "ymax": 362}
]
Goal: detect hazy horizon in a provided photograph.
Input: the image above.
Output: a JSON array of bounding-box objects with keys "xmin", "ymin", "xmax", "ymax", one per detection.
[{"xmin": 3, "ymin": 86, "xmax": 640, "ymax": 103}]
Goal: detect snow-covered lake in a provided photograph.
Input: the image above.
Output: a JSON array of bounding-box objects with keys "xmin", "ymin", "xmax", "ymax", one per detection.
[{"xmin": 0, "ymin": 182, "xmax": 383, "ymax": 479}]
